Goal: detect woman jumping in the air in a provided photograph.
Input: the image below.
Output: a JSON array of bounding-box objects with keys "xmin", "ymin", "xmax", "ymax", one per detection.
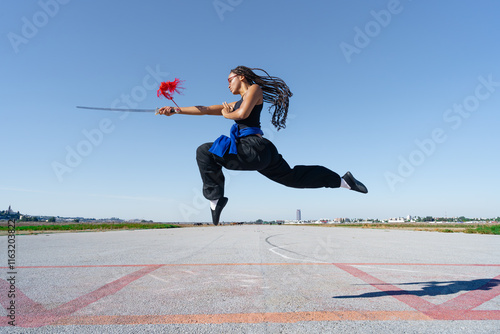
[{"xmin": 158, "ymin": 66, "xmax": 367, "ymax": 225}]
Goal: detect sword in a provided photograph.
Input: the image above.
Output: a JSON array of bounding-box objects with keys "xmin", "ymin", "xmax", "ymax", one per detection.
[{"xmin": 76, "ymin": 106, "xmax": 160, "ymax": 114}]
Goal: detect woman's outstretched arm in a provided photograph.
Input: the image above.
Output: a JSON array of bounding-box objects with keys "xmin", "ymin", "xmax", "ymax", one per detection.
[{"xmin": 157, "ymin": 103, "xmax": 237, "ymax": 116}]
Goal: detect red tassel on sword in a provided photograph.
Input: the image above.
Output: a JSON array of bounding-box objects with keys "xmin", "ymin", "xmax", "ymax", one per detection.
[{"xmin": 157, "ymin": 78, "xmax": 184, "ymax": 113}]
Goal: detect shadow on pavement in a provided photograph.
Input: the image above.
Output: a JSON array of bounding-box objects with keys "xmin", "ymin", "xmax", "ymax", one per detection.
[{"xmin": 333, "ymin": 278, "xmax": 500, "ymax": 299}]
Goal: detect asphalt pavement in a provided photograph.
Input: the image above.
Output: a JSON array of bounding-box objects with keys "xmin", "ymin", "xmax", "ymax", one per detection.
[{"xmin": 1, "ymin": 225, "xmax": 499, "ymax": 333}]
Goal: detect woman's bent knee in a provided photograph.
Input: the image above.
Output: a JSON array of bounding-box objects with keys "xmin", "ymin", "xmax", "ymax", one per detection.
[{"xmin": 196, "ymin": 142, "xmax": 213, "ymax": 159}]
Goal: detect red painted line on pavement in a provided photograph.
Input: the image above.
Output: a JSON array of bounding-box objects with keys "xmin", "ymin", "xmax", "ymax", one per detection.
[
  {"xmin": 0, "ymin": 263, "xmax": 328, "ymax": 269},
  {"xmin": 424, "ymin": 310, "xmax": 500, "ymax": 321},
  {"xmin": 334, "ymin": 264, "xmax": 500, "ymax": 320},
  {"xmin": 2, "ymin": 263, "xmax": 499, "ymax": 327},
  {"xmin": 50, "ymin": 310, "xmax": 431, "ymax": 325},
  {"xmin": 1, "ymin": 265, "xmax": 163, "ymax": 327},
  {"xmin": 334, "ymin": 264, "xmax": 436, "ymax": 312},
  {"xmin": 421, "ymin": 309, "xmax": 500, "ymax": 320},
  {"xmin": 0, "ymin": 278, "xmax": 47, "ymax": 315},
  {"xmin": 1, "ymin": 263, "xmax": 499, "ymax": 269},
  {"xmin": 5, "ymin": 311, "xmax": 500, "ymax": 326},
  {"xmin": 431, "ymin": 274, "xmax": 500, "ymax": 312},
  {"xmin": 331, "ymin": 263, "xmax": 500, "ymax": 267},
  {"xmin": 52, "ymin": 265, "xmax": 163, "ymax": 318}
]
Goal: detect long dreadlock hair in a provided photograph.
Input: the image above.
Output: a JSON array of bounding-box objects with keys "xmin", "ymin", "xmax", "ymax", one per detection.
[{"xmin": 230, "ymin": 66, "xmax": 292, "ymax": 130}]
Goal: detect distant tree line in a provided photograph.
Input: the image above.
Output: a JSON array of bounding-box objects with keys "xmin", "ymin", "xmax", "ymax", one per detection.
[{"xmin": 414, "ymin": 216, "xmax": 499, "ymax": 222}]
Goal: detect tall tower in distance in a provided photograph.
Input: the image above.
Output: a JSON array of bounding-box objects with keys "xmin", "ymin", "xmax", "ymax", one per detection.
[{"xmin": 296, "ymin": 209, "xmax": 301, "ymax": 221}]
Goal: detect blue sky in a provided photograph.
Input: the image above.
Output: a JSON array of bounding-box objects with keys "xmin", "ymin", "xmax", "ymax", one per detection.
[{"xmin": 1, "ymin": 0, "xmax": 499, "ymax": 222}]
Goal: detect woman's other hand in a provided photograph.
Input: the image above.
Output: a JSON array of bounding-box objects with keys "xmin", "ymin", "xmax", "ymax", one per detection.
[{"xmin": 221, "ymin": 102, "xmax": 234, "ymax": 117}]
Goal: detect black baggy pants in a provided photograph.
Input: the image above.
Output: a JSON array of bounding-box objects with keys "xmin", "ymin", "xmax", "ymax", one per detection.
[{"xmin": 196, "ymin": 135, "xmax": 341, "ymax": 200}]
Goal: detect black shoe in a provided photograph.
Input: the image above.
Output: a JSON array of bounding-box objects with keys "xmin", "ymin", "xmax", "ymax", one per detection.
[
  {"xmin": 211, "ymin": 197, "xmax": 228, "ymax": 226},
  {"xmin": 342, "ymin": 172, "xmax": 368, "ymax": 194}
]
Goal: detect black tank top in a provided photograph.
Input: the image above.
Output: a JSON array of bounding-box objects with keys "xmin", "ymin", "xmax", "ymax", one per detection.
[{"xmin": 234, "ymin": 98, "xmax": 263, "ymax": 128}]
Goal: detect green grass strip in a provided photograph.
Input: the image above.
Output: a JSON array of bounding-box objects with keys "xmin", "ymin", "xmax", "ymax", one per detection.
[
  {"xmin": 0, "ymin": 223, "xmax": 181, "ymax": 232},
  {"xmin": 464, "ymin": 224, "xmax": 500, "ymax": 235},
  {"xmin": 309, "ymin": 223, "xmax": 500, "ymax": 235}
]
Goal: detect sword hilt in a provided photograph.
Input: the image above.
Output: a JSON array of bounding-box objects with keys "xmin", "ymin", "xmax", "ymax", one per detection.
[{"xmin": 155, "ymin": 107, "xmax": 180, "ymax": 115}]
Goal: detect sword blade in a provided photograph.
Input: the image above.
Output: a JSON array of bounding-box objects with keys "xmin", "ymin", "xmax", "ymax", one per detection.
[{"xmin": 76, "ymin": 106, "xmax": 158, "ymax": 112}]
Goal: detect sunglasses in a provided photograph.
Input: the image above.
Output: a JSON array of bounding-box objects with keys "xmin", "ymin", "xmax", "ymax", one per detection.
[{"xmin": 227, "ymin": 74, "xmax": 238, "ymax": 84}]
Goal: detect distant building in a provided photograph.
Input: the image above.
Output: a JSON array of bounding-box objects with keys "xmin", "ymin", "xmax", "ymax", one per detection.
[
  {"xmin": 388, "ymin": 217, "xmax": 405, "ymax": 223},
  {"xmin": 0, "ymin": 205, "xmax": 20, "ymax": 220},
  {"xmin": 296, "ymin": 209, "xmax": 301, "ymax": 221}
]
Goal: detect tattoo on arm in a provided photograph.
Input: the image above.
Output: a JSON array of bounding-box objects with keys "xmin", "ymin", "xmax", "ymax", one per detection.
[{"xmin": 194, "ymin": 106, "xmax": 208, "ymax": 113}]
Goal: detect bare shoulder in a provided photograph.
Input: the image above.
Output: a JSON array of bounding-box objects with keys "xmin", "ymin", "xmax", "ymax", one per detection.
[{"xmin": 247, "ymin": 84, "xmax": 263, "ymax": 104}]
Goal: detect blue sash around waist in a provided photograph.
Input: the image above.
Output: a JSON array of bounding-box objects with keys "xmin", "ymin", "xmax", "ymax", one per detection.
[{"xmin": 209, "ymin": 123, "xmax": 264, "ymax": 157}]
